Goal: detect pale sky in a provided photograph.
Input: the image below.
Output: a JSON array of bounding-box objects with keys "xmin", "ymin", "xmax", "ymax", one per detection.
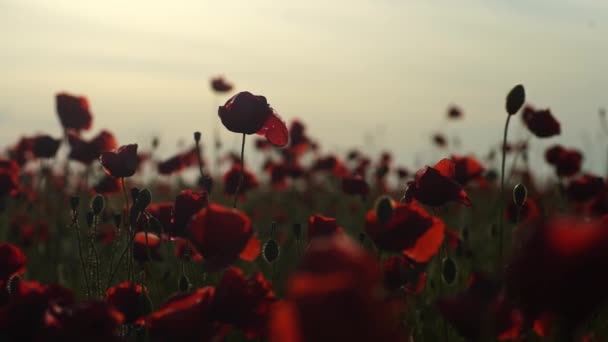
[{"xmin": 1, "ymin": 0, "xmax": 607, "ymax": 174}]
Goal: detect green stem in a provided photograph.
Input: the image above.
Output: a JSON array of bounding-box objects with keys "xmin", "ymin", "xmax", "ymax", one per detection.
[
  {"xmin": 498, "ymin": 114, "xmax": 512, "ymax": 267},
  {"xmin": 233, "ymin": 133, "xmax": 246, "ymax": 208}
]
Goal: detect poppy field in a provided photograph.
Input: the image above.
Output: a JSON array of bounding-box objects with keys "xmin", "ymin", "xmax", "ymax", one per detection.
[{"xmin": 1, "ymin": 79, "xmax": 607, "ymax": 342}]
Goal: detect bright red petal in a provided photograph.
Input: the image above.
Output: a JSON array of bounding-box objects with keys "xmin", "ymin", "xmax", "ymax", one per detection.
[{"xmin": 257, "ymin": 112, "xmax": 288, "ymax": 147}]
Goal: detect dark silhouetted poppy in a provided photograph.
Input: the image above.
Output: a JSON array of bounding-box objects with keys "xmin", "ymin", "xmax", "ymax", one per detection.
[
  {"xmin": 311, "ymin": 155, "xmax": 348, "ymax": 177},
  {"xmin": 56, "ymin": 92, "xmax": 93, "ymax": 131},
  {"xmin": 403, "ymin": 159, "xmax": 471, "ymax": 207},
  {"xmin": 437, "ymin": 273, "xmax": 523, "ymax": 340},
  {"xmin": 0, "ymin": 243, "xmax": 26, "ymax": 288},
  {"xmin": 506, "ymin": 198, "xmax": 540, "ymax": 224},
  {"xmin": 100, "ymin": 144, "xmax": 138, "ymax": 178},
  {"xmin": 133, "ymin": 232, "xmax": 161, "ymax": 263},
  {"xmin": 218, "ymin": 91, "xmax": 288, "ymax": 146},
  {"xmin": 341, "ymin": 175, "xmax": 370, "ymax": 199},
  {"xmin": 447, "ymin": 105, "xmax": 463, "ymax": 119},
  {"xmin": 270, "ymin": 235, "xmax": 408, "ymax": 342},
  {"xmin": 0, "ymin": 160, "xmax": 19, "ymax": 197},
  {"xmin": 307, "ymin": 214, "xmax": 343, "ymax": 240},
  {"xmin": 266, "ymin": 162, "xmax": 288, "ymax": 189},
  {"xmin": 223, "ymin": 164, "xmax": 259, "ymax": 197},
  {"xmin": 106, "ymin": 282, "xmax": 147, "ymax": 324},
  {"xmin": 366, "ymin": 201, "xmax": 445, "ymax": 262},
  {"xmin": 566, "ymin": 174, "xmax": 604, "ymax": 202},
  {"xmin": 433, "ymin": 133, "xmax": 447, "ymax": 148},
  {"xmin": 383, "ymin": 255, "xmax": 427, "ymax": 295},
  {"xmin": 93, "ymin": 175, "xmax": 122, "ymax": 194},
  {"xmin": 145, "ymin": 287, "xmax": 219, "ymax": 342},
  {"xmin": 522, "ymin": 105, "xmax": 561, "ymax": 138},
  {"xmin": 10, "ymin": 137, "xmax": 33, "ymax": 165},
  {"xmin": 171, "ymin": 190, "xmax": 208, "ymax": 236},
  {"xmin": 157, "ymin": 148, "xmax": 198, "ymax": 175},
  {"xmin": 188, "ymin": 204, "xmax": 260, "ymax": 270},
  {"xmin": 288, "ymin": 119, "xmax": 312, "ymax": 154},
  {"xmin": 213, "ymin": 266, "xmax": 276, "ymax": 338},
  {"xmin": 506, "ymin": 85, "xmax": 526, "ymax": 115},
  {"xmin": 544, "ymin": 145, "xmax": 582, "ymax": 177},
  {"xmin": 31, "ymin": 135, "xmax": 61, "ymax": 159},
  {"xmin": 68, "ymin": 130, "xmax": 118, "ymax": 165},
  {"xmin": 211, "ymin": 76, "xmax": 233, "ymax": 93}
]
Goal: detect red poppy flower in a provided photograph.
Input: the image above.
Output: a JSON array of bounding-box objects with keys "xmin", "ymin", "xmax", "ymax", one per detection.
[
  {"xmin": 270, "ymin": 235, "xmax": 408, "ymax": 342},
  {"xmin": 100, "ymin": 144, "xmax": 138, "ymax": 178},
  {"xmin": 566, "ymin": 174, "xmax": 604, "ymax": 202},
  {"xmin": 213, "ymin": 267, "xmax": 276, "ymax": 338},
  {"xmin": 223, "ymin": 164, "xmax": 259, "ymax": 197},
  {"xmin": 522, "ymin": 105, "xmax": 561, "ymax": 138},
  {"xmin": 506, "ymin": 198, "xmax": 540, "ymax": 224},
  {"xmin": 106, "ymin": 282, "xmax": 147, "ymax": 324},
  {"xmin": 147, "ymin": 202, "xmax": 174, "ymax": 233},
  {"xmin": 187, "ymin": 203, "xmax": 260, "ymax": 270},
  {"xmin": 133, "ymin": 232, "xmax": 162, "ymax": 263},
  {"xmin": 68, "ymin": 130, "xmax": 118, "ymax": 165},
  {"xmin": 341, "ymin": 175, "xmax": 370, "ymax": 199},
  {"xmin": 437, "ymin": 273, "xmax": 523, "ymax": 340},
  {"xmin": 0, "ymin": 160, "xmax": 19, "ymax": 197},
  {"xmin": 433, "ymin": 133, "xmax": 447, "ymax": 148},
  {"xmin": 157, "ymin": 148, "xmax": 198, "ymax": 175},
  {"xmin": 447, "ymin": 105, "xmax": 463, "ymax": 119},
  {"xmin": 268, "ymin": 163, "xmax": 288, "ymax": 189},
  {"xmin": 383, "ymin": 255, "xmax": 427, "ymax": 295},
  {"xmin": 146, "ymin": 287, "xmax": 219, "ymax": 342},
  {"xmin": 174, "ymin": 238, "xmax": 203, "ymax": 262},
  {"xmin": 365, "ymin": 201, "xmax": 445, "ymax": 262},
  {"xmin": 0, "ymin": 243, "xmax": 27, "ymax": 288},
  {"xmin": 31, "ymin": 134, "xmax": 61, "ymax": 159},
  {"xmin": 506, "ymin": 216, "xmax": 608, "ymax": 334},
  {"xmin": 403, "ymin": 159, "xmax": 471, "ymax": 207},
  {"xmin": 211, "ymin": 76, "xmax": 234, "ymax": 93},
  {"xmin": 56, "ymin": 92, "xmax": 93, "ymax": 131},
  {"xmin": 544, "ymin": 145, "xmax": 582, "ymax": 177},
  {"xmin": 307, "ymin": 214, "xmax": 343, "ymax": 240},
  {"xmin": 311, "ymin": 155, "xmax": 349, "ymax": 177},
  {"xmin": 171, "ymin": 190, "xmax": 208, "ymax": 236},
  {"xmin": 289, "ymin": 119, "xmax": 312, "ymax": 154},
  {"xmin": 449, "ymin": 155, "xmax": 485, "ymax": 186},
  {"xmin": 10, "ymin": 137, "xmax": 33, "ymax": 165},
  {"xmin": 218, "ymin": 91, "xmax": 288, "ymax": 147},
  {"xmin": 44, "ymin": 300, "xmax": 124, "ymax": 342},
  {"xmin": 92, "ymin": 175, "xmax": 122, "ymax": 194}
]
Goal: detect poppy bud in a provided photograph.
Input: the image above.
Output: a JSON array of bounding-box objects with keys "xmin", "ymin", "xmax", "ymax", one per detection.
[
  {"xmin": 442, "ymin": 256, "xmax": 457, "ymax": 285},
  {"xmin": 6, "ymin": 274, "xmax": 21, "ymax": 294},
  {"xmin": 263, "ymin": 239, "xmax": 280, "ymax": 263},
  {"xmin": 375, "ymin": 196, "xmax": 393, "ymax": 225},
  {"xmin": 91, "ymin": 194, "xmax": 105, "ymax": 216},
  {"xmin": 134, "ymin": 189, "xmax": 152, "ymax": 212},
  {"xmin": 69, "ymin": 196, "xmax": 80, "ymax": 212},
  {"xmin": 512, "ymin": 183, "xmax": 528, "ymax": 207},
  {"xmin": 113, "ymin": 213, "xmax": 122, "ymax": 228},
  {"xmin": 86, "ymin": 211, "xmax": 95, "ymax": 227},
  {"xmin": 193, "ymin": 131, "xmax": 201, "ymax": 143},
  {"xmin": 506, "ymin": 84, "xmax": 525, "ymax": 115},
  {"xmin": 130, "ymin": 187, "xmax": 140, "ymax": 203},
  {"xmin": 178, "ymin": 273, "xmax": 191, "ymax": 292},
  {"xmin": 293, "ymin": 223, "xmax": 302, "ymax": 240}
]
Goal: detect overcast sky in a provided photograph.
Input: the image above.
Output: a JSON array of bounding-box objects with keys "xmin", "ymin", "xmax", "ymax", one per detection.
[{"xmin": 1, "ymin": 0, "xmax": 607, "ymax": 173}]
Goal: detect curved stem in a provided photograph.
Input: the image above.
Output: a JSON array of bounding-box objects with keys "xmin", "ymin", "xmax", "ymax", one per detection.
[
  {"xmin": 498, "ymin": 114, "xmax": 512, "ymax": 267},
  {"xmin": 233, "ymin": 133, "xmax": 246, "ymax": 208}
]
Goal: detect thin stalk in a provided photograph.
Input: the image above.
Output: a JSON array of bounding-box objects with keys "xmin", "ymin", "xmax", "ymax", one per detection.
[
  {"xmin": 72, "ymin": 211, "xmax": 91, "ymax": 298},
  {"xmin": 233, "ymin": 133, "xmax": 246, "ymax": 208},
  {"xmin": 498, "ymin": 114, "xmax": 512, "ymax": 267}
]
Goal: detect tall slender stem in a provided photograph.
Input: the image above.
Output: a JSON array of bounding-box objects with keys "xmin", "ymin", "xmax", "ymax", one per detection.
[
  {"xmin": 498, "ymin": 114, "xmax": 512, "ymax": 266},
  {"xmin": 233, "ymin": 133, "xmax": 246, "ymax": 208}
]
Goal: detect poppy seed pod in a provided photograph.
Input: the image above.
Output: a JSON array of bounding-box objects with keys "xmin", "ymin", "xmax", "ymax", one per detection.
[
  {"xmin": 506, "ymin": 84, "xmax": 525, "ymax": 115},
  {"xmin": 193, "ymin": 131, "xmax": 201, "ymax": 143},
  {"xmin": 91, "ymin": 195, "xmax": 105, "ymax": 216},
  {"xmin": 442, "ymin": 256, "xmax": 457, "ymax": 285},
  {"xmin": 130, "ymin": 187, "xmax": 140, "ymax": 202},
  {"xmin": 69, "ymin": 196, "xmax": 80, "ymax": 212},
  {"xmin": 263, "ymin": 239, "xmax": 280, "ymax": 263},
  {"xmin": 375, "ymin": 196, "xmax": 393, "ymax": 225},
  {"xmin": 513, "ymin": 183, "xmax": 528, "ymax": 207},
  {"xmin": 134, "ymin": 189, "xmax": 152, "ymax": 212}
]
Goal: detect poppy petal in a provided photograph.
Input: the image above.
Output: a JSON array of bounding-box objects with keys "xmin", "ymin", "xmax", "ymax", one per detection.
[
  {"xmin": 257, "ymin": 112, "xmax": 288, "ymax": 147},
  {"xmin": 239, "ymin": 236, "xmax": 261, "ymax": 262}
]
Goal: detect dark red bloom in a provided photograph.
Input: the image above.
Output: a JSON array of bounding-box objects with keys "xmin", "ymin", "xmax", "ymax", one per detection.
[
  {"xmin": 223, "ymin": 164, "xmax": 259, "ymax": 197},
  {"xmin": 311, "ymin": 155, "xmax": 348, "ymax": 177},
  {"xmin": 506, "ymin": 198, "xmax": 540, "ymax": 224},
  {"xmin": 270, "ymin": 235, "xmax": 408, "ymax": 342},
  {"xmin": 146, "ymin": 287, "xmax": 219, "ymax": 342},
  {"xmin": 93, "ymin": 175, "xmax": 122, "ymax": 194},
  {"xmin": 383, "ymin": 255, "xmax": 427, "ymax": 295},
  {"xmin": 437, "ymin": 273, "xmax": 523, "ymax": 340},
  {"xmin": 68, "ymin": 130, "xmax": 118, "ymax": 165},
  {"xmin": 544, "ymin": 145, "xmax": 583, "ymax": 177},
  {"xmin": 157, "ymin": 147, "xmax": 198, "ymax": 175},
  {"xmin": 11, "ymin": 137, "xmax": 33, "ymax": 165},
  {"xmin": 433, "ymin": 133, "xmax": 447, "ymax": 148},
  {"xmin": 100, "ymin": 144, "xmax": 138, "ymax": 178},
  {"xmin": 0, "ymin": 243, "xmax": 27, "ymax": 288},
  {"xmin": 268, "ymin": 162, "xmax": 288, "ymax": 189},
  {"xmin": 147, "ymin": 202, "xmax": 174, "ymax": 233},
  {"xmin": 449, "ymin": 155, "xmax": 485, "ymax": 186},
  {"xmin": 566, "ymin": 174, "xmax": 604, "ymax": 202},
  {"xmin": 133, "ymin": 232, "xmax": 162, "ymax": 263},
  {"xmin": 187, "ymin": 204, "xmax": 260, "ymax": 270},
  {"xmin": 31, "ymin": 134, "xmax": 61, "ymax": 158},
  {"xmin": 288, "ymin": 119, "xmax": 312, "ymax": 154},
  {"xmin": 403, "ymin": 159, "xmax": 471, "ymax": 207},
  {"xmin": 106, "ymin": 282, "xmax": 147, "ymax": 324},
  {"xmin": 0, "ymin": 160, "xmax": 19, "ymax": 197},
  {"xmin": 171, "ymin": 190, "xmax": 208, "ymax": 236},
  {"xmin": 213, "ymin": 267, "xmax": 276, "ymax": 338},
  {"xmin": 341, "ymin": 175, "xmax": 370, "ymax": 199},
  {"xmin": 56, "ymin": 92, "xmax": 93, "ymax": 131},
  {"xmin": 447, "ymin": 105, "xmax": 463, "ymax": 119},
  {"xmin": 307, "ymin": 214, "xmax": 343, "ymax": 240},
  {"xmin": 218, "ymin": 91, "xmax": 288, "ymax": 146},
  {"xmin": 174, "ymin": 238, "xmax": 203, "ymax": 262},
  {"xmin": 522, "ymin": 105, "xmax": 561, "ymax": 138},
  {"xmin": 210, "ymin": 76, "xmax": 233, "ymax": 93},
  {"xmin": 365, "ymin": 201, "xmax": 445, "ymax": 262}
]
